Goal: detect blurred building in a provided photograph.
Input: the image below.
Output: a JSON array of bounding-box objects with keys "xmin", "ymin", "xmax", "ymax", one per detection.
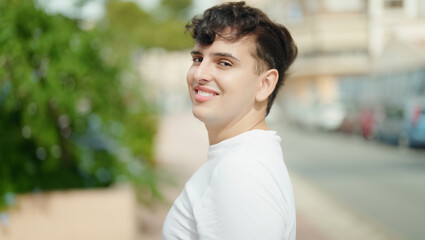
[{"xmin": 269, "ymin": 0, "xmax": 425, "ymax": 115}]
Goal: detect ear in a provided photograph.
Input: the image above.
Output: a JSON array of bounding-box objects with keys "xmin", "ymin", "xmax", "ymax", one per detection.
[{"xmin": 256, "ymin": 69, "xmax": 278, "ymax": 102}]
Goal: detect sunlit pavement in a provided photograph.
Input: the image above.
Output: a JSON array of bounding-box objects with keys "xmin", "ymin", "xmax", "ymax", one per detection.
[{"xmin": 137, "ymin": 111, "xmax": 398, "ymax": 240}]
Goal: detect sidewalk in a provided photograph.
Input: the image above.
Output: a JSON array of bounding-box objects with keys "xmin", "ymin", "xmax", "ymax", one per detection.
[{"xmin": 136, "ymin": 111, "xmax": 396, "ymax": 240}]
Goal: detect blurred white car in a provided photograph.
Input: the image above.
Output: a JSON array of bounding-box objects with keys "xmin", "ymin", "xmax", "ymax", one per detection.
[
  {"xmin": 316, "ymin": 102, "xmax": 347, "ymax": 131},
  {"xmin": 289, "ymin": 102, "xmax": 346, "ymax": 131}
]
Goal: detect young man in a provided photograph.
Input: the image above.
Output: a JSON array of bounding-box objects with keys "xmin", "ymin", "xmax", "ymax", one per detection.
[{"xmin": 163, "ymin": 2, "xmax": 298, "ymax": 239}]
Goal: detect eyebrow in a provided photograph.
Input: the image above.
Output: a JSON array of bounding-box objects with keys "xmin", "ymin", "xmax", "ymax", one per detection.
[
  {"xmin": 190, "ymin": 50, "xmax": 240, "ymax": 63},
  {"xmin": 190, "ymin": 50, "xmax": 202, "ymax": 55}
]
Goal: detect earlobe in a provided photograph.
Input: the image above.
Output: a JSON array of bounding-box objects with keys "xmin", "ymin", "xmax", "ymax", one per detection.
[{"xmin": 256, "ymin": 69, "xmax": 278, "ymax": 102}]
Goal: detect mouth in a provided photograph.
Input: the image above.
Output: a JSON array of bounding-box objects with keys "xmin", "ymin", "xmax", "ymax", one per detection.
[
  {"xmin": 193, "ymin": 86, "xmax": 219, "ymax": 102},
  {"xmin": 196, "ymin": 89, "xmax": 215, "ymax": 96}
]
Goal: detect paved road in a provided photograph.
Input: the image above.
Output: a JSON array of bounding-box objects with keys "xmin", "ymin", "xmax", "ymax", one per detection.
[{"xmin": 271, "ymin": 120, "xmax": 425, "ymax": 240}]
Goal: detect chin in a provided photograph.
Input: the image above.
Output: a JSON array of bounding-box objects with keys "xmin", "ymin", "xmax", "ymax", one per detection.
[
  {"xmin": 192, "ymin": 106, "xmax": 217, "ymax": 124},
  {"xmin": 192, "ymin": 108, "xmax": 206, "ymax": 122}
]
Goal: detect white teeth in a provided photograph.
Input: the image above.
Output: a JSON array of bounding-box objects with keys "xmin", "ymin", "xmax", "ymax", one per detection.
[{"xmin": 198, "ymin": 90, "xmax": 214, "ymax": 97}]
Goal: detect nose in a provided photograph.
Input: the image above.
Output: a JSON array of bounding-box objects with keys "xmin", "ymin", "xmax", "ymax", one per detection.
[{"xmin": 192, "ymin": 60, "xmax": 213, "ymax": 83}]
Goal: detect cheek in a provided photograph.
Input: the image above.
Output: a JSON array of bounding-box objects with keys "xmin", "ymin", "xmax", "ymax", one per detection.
[
  {"xmin": 223, "ymin": 76, "xmax": 258, "ymax": 106},
  {"xmin": 186, "ymin": 68, "xmax": 194, "ymax": 86},
  {"xmin": 232, "ymin": 75, "xmax": 258, "ymax": 98}
]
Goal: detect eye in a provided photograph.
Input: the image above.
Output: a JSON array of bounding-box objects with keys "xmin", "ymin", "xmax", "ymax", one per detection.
[
  {"xmin": 218, "ymin": 60, "xmax": 232, "ymax": 67},
  {"xmin": 192, "ymin": 57, "xmax": 203, "ymax": 63}
]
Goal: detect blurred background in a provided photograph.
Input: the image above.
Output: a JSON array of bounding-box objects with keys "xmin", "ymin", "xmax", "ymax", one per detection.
[{"xmin": 1, "ymin": 0, "xmax": 425, "ymax": 240}]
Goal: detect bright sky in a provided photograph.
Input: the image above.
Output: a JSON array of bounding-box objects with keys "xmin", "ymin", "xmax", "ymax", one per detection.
[{"xmin": 37, "ymin": 0, "xmax": 218, "ymax": 20}]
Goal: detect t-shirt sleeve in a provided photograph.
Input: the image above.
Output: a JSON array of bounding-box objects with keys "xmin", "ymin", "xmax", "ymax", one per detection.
[{"xmin": 192, "ymin": 152, "xmax": 292, "ymax": 240}]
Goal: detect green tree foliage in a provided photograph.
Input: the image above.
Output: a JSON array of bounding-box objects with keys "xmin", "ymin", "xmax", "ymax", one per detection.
[
  {"xmin": 104, "ymin": 0, "xmax": 193, "ymax": 53},
  {"xmin": 0, "ymin": 0, "xmax": 158, "ymax": 210},
  {"xmin": 161, "ymin": 0, "xmax": 193, "ymax": 19}
]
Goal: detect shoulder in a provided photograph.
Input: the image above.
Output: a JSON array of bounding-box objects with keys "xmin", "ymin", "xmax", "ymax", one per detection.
[
  {"xmin": 202, "ymin": 139, "xmax": 294, "ymax": 212},
  {"xmin": 215, "ymin": 145, "xmax": 266, "ymax": 177},
  {"xmin": 207, "ymin": 147, "xmax": 278, "ymax": 199},
  {"xmin": 215, "ymin": 137, "xmax": 284, "ymax": 178}
]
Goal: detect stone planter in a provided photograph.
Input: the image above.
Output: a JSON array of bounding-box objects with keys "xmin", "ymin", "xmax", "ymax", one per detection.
[{"xmin": 0, "ymin": 186, "xmax": 137, "ymax": 240}]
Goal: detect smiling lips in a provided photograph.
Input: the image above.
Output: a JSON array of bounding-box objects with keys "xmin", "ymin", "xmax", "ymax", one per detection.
[{"xmin": 194, "ymin": 86, "xmax": 219, "ymax": 102}]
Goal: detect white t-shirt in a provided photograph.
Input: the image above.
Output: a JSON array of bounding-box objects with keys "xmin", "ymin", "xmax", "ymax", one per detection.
[{"xmin": 162, "ymin": 129, "xmax": 296, "ymax": 240}]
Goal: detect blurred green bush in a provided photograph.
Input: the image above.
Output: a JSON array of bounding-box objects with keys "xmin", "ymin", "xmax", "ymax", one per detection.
[
  {"xmin": 0, "ymin": 0, "xmax": 171, "ymax": 210},
  {"xmin": 104, "ymin": 0, "xmax": 193, "ymax": 52}
]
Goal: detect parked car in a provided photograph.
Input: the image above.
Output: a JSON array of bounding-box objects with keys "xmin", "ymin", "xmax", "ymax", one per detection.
[
  {"xmin": 316, "ymin": 102, "xmax": 347, "ymax": 131},
  {"xmin": 359, "ymin": 106, "xmax": 384, "ymax": 140},
  {"xmin": 295, "ymin": 102, "xmax": 347, "ymax": 131},
  {"xmin": 399, "ymin": 98, "xmax": 425, "ymax": 148},
  {"xmin": 338, "ymin": 103, "xmax": 361, "ymax": 134},
  {"xmin": 375, "ymin": 106, "xmax": 404, "ymax": 145}
]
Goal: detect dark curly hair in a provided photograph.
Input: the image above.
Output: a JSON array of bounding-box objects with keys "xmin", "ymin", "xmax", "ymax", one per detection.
[{"xmin": 186, "ymin": 1, "xmax": 298, "ymax": 116}]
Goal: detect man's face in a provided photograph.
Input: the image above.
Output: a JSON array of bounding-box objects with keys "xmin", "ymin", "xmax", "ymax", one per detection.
[{"xmin": 187, "ymin": 35, "xmax": 263, "ymax": 129}]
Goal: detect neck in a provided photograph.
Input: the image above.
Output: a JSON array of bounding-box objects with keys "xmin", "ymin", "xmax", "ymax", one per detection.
[{"xmin": 206, "ymin": 116, "xmax": 269, "ymax": 145}]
